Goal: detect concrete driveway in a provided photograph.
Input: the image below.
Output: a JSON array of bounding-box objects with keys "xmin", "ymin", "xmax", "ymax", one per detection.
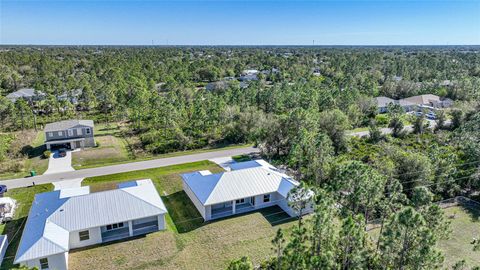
[{"xmin": 44, "ymin": 150, "xmax": 75, "ymax": 175}]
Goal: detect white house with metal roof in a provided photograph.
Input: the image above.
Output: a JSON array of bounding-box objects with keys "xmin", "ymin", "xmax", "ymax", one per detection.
[
  {"xmin": 182, "ymin": 159, "xmax": 313, "ymax": 221},
  {"xmin": 14, "ymin": 179, "xmax": 167, "ymax": 270}
]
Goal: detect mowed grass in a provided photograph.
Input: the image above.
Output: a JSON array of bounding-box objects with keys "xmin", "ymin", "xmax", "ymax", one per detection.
[
  {"xmin": 0, "ymin": 184, "xmax": 54, "ymax": 270},
  {"xmin": 69, "ymin": 161, "xmax": 297, "ymax": 270},
  {"xmin": 72, "ymin": 135, "xmax": 130, "ymax": 169}
]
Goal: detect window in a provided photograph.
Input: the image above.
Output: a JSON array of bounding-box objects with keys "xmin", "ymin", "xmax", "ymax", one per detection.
[
  {"xmin": 48, "ymin": 132, "xmax": 53, "ymax": 137},
  {"xmin": 67, "ymin": 129, "xmax": 73, "ymax": 136},
  {"xmin": 39, "ymin": 258, "xmax": 49, "ymax": 269},
  {"xmin": 235, "ymin": 198, "xmax": 245, "ymax": 204},
  {"xmin": 263, "ymin": 194, "xmax": 271, "ymax": 203},
  {"xmin": 106, "ymin": 222, "xmax": 124, "ymax": 231},
  {"xmin": 58, "ymin": 131, "xmax": 63, "ymax": 136},
  {"xmin": 86, "ymin": 128, "xmax": 91, "ymax": 134},
  {"xmin": 79, "ymin": 230, "xmax": 90, "ymax": 241}
]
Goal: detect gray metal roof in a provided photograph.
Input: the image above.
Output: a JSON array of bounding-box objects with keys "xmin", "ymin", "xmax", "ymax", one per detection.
[
  {"xmin": 182, "ymin": 160, "xmax": 298, "ymax": 206},
  {"xmin": 44, "ymin": 120, "xmax": 94, "ymax": 132},
  {"xmin": 6, "ymin": 88, "xmax": 45, "ymax": 100},
  {"xmin": 15, "ymin": 179, "xmax": 167, "ymax": 263}
]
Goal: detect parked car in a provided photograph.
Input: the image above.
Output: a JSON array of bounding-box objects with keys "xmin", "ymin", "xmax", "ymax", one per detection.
[
  {"xmin": 426, "ymin": 112, "xmax": 436, "ymax": 120},
  {"xmin": 58, "ymin": 148, "xmax": 67, "ymax": 157},
  {"xmin": 415, "ymin": 111, "xmax": 423, "ymax": 117}
]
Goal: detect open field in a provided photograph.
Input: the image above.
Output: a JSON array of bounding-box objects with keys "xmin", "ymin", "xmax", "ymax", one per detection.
[
  {"xmin": 0, "ymin": 130, "xmax": 48, "ymax": 180},
  {"xmin": 0, "ymin": 184, "xmax": 53, "ymax": 269}
]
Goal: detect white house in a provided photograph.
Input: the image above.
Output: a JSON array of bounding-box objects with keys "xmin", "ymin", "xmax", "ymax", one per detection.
[
  {"xmin": 182, "ymin": 159, "xmax": 313, "ymax": 221},
  {"xmin": 14, "ymin": 179, "xmax": 167, "ymax": 270}
]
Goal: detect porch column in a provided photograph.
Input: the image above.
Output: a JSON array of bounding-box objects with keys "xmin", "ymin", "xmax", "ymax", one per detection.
[
  {"xmin": 232, "ymin": 200, "xmax": 236, "ymax": 214},
  {"xmin": 128, "ymin": 221, "xmax": 133, "ymax": 236}
]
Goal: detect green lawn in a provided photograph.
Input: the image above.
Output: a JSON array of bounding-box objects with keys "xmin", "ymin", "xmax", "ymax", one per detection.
[
  {"xmin": 0, "ymin": 184, "xmax": 54, "ymax": 270},
  {"xmin": 68, "ymin": 161, "xmax": 297, "ymax": 270}
]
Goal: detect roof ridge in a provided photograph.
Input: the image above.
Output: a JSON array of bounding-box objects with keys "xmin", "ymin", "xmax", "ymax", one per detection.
[
  {"xmin": 119, "ymin": 189, "xmax": 166, "ymax": 213},
  {"xmin": 203, "ymin": 172, "xmax": 225, "ymax": 205}
]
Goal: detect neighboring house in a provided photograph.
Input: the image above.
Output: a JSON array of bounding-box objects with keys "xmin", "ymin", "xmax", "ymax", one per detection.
[
  {"xmin": 239, "ymin": 69, "xmax": 259, "ymax": 81},
  {"xmin": 375, "ymin": 96, "xmax": 396, "ymax": 113},
  {"xmin": 206, "ymin": 81, "xmax": 229, "ymax": 91},
  {"xmin": 14, "ymin": 179, "xmax": 167, "ymax": 270},
  {"xmin": 376, "ymin": 94, "xmax": 453, "ymax": 113},
  {"xmin": 6, "ymin": 88, "xmax": 46, "ymax": 103},
  {"xmin": 182, "ymin": 159, "xmax": 313, "ymax": 221},
  {"xmin": 400, "ymin": 94, "xmax": 452, "ymax": 109},
  {"xmin": 57, "ymin": 89, "xmax": 83, "ymax": 105},
  {"xmin": 44, "ymin": 120, "xmax": 95, "ymax": 150}
]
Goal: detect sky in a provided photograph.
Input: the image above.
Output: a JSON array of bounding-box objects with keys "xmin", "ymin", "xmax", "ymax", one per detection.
[{"xmin": 0, "ymin": 0, "xmax": 479, "ymax": 45}]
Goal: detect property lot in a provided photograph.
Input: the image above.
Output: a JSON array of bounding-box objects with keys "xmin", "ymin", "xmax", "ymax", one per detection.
[
  {"xmin": 72, "ymin": 135, "xmax": 130, "ymax": 169},
  {"xmin": 0, "ymin": 130, "xmax": 48, "ymax": 180},
  {"xmin": 68, "ymin": 161, "xmax": 296, "ymax": 270}
]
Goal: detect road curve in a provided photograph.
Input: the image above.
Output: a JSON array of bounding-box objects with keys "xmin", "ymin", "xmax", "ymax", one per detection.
[{"xmin": 0, "ymin": 146, "xmax": 260, "ymax": 189}]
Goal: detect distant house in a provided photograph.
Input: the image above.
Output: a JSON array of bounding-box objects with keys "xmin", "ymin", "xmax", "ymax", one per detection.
[
  {"xmin": 44, "ymin": 120, "xmax": 95, "ymax": 150},
  {"xmin": 182, "ymin": 159, "xmax": 313, "ymax": 221},
  {"xmin": 206, "ymin": 81, "xmax": 229, "ymax": 91},
  {"xmin": 400, "ymin": 94, "xmax": 452, "ymax": 109},
  {"xmin": 6, "ymin": 88, "xmax": 45, "ymax": 103},
  {"xmin": 14, "ymin": 179, "xmax": 167, "ymax": 270},
  {"xmin": 376, "ymin": 94, "xmax": 453, "ymax": 113},
  {"xmin": 239, "ymin": 69, "xmax": 259, "ymax": 81},
  {"xmin": 375, "ymin": 97, "xmax": 396, "ymax": 113},
  {"xmin": 57, "ymin": 89, "xmax": 83, "ymax": 105}
]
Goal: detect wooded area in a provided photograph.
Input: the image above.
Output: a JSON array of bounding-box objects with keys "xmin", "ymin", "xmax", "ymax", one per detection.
[{"xmin": 1, "ymin": 46, "xmax": 479, "ymax": 269}]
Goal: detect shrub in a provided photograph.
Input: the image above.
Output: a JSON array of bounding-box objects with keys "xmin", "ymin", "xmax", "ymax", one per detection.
[{"xmin": 43, "ymin": 150, "xmax": 51, "ymax": 159}]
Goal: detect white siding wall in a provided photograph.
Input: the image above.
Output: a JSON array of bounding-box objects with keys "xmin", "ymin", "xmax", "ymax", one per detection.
[
  {"xmin": 157, "ymin": 214, "xmax": 166, "ymax": 230},
  {"xmin": 253, "ymin": 192, "xmax": 280, "ymax": 210},
  {"xmin": 183, "ymin": 180, "xmax": 206, "ymax": 220},
  {"xmin": 23, "ymin": 252, "xmax": 68, "ymax": 270},
  {"xmin": 205, "ymin": 205, "xmax": 212, "ymax": 220},
  {"xmin": 69, "ymin": 227, "xmax": 102, "ymax": 249}
]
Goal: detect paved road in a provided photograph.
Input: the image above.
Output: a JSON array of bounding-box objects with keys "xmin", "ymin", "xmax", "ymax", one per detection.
[{"xmin": 0, "ymin": 146, "xmax": 260, "ymax": 189}]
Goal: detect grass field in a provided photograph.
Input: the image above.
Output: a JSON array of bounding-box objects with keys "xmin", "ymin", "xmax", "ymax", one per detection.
[
  {"xmin": 0, "ymin": 184, "xmax": 53, "ymax": 270},
  {"xmin": 68, "ymin": 161, "xmax": 297, "ymax": 270},
  {"xmin": 0, "ymin": 130, "xmax": 48, "ymax": 180}
]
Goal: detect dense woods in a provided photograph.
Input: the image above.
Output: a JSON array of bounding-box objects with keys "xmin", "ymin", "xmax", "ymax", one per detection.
[{"xmin": 1, "ymin": 46, "xmax": 480, "ymax": 269}]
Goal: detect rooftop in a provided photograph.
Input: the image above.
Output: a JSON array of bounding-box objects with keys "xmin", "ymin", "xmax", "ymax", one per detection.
[
  {"xmin": 182, "ymin": 160, "xmax": 298, "ymax": 206},
  {"xmin": 44, "ymin": 120, "xmax": 94, "ymax": 132},
  {"xmin": 15, "ymin": 179, "xmax": 167, "ymax": 263}
]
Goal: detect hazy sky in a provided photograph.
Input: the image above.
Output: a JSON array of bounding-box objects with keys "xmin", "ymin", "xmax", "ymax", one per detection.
[{"xmin": 1, "ymin": 0, "xmax": 479, "ymax": 45}]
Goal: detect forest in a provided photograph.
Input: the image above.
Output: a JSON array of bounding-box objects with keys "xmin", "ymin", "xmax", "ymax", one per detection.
[{"xmin": 1, "ymin": 46, "xmax": 480, "ymax": 269}]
